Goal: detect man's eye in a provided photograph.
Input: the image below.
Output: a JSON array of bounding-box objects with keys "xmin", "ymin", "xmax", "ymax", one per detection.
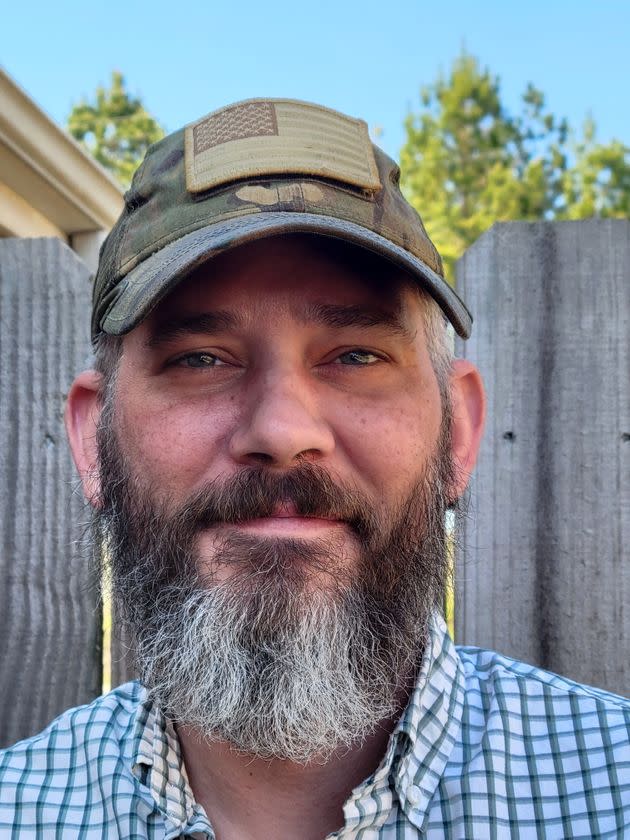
[
  {"xmin": 175, "ymin": 353, "xmax": 223, "ymax": 368},
  {"xmin": 335, "ymin": 350, "xmax": 381, "ymax": 366}
]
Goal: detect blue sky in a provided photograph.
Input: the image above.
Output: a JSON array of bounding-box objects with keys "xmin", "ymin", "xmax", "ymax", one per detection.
[{"xmin": 2, "ymin": 0, "xmax": 628, "ymax": 162}]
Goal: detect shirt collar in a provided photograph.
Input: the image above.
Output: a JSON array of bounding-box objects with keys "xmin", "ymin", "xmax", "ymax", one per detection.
[
  {"xmin": 334, "ymin": 613, "xmax": 466, "ymax": 836},
  {"xmin": 390, "ymin": 612, "xmax": 466, "ymax": 831},
  {"xmin": 131, "ymin": 693, "xmax": 211, "ymax": 838}
]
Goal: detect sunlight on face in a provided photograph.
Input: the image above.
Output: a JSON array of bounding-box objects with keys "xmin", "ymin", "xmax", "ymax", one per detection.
[{"xmin": 113, "ymin": 235, "xmax": 444, "ymax": 581}]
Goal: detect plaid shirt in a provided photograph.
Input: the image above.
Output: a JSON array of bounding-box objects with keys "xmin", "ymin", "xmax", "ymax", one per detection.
[{"xmin": 1, "ymin": 615, "xmax": 629, "ymax": 839}]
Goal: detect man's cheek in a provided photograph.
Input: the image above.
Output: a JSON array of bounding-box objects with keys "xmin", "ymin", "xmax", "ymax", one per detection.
[
  {"xmin": 121, "ymin": 407, "xmax": 206, "ymax": 468},
  {"xmin": 342, "ymin": 416, "xmax": 435, "ymax": 493}
]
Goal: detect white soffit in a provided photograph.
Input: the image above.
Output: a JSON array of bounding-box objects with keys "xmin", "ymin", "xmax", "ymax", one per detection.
[{"xmin": 0, "ymin": 67, "xmax": 124, "ymax": 236}]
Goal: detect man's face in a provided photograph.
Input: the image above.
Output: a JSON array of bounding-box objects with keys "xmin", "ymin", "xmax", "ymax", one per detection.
[
  {"xmin": 111, "ymin": 234, "xmax": 445, "ymax": 567},
  {"xmin": 85, "ymin": 235, "xmax": 471, "ymax": 762}
]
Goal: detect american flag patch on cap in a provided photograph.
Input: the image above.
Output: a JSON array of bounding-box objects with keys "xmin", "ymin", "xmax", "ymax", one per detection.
[{"xmin": 184, "ymin": 98, "xmax": 381, "ymax": 195}]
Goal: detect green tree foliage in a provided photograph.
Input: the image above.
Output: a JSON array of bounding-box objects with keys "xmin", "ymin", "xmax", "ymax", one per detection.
[
  {"xmin": 401, "ymin": 53, "xmax": 630, "ymax": 279},
  {"xmin": 561, "ymin": 117, "xmax": 630, "ymax": 219},
  {"xmin": 67, "ymin": 71, "xmax": 164, "ymax": 188}
]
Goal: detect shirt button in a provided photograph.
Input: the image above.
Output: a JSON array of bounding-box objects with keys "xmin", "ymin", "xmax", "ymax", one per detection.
[{"xmin": 408, "ymin": 784, "xmax": 422, "ymax": 807}]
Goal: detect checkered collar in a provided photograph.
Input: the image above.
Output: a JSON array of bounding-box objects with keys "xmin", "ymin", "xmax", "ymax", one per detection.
[
  {"xmin": 131, "ymin": 696, "xmax": 210, "ymax": 838},
  {"xmin": 335, "ymin": 615, "xmax": 465, "ymax": 835},
  {"xmin": 391, "ymin": 614, "xmax": 466, "ymax": 829}
]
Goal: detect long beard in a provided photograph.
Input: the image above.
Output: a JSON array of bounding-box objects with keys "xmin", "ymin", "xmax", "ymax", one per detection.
[{"xmin": 94, "ymin": 395, "xmax": 455, "ymax": 763}]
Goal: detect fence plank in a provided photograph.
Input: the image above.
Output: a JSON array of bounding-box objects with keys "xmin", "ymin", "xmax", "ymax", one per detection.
[
  {"xmin": 455, "ymin": 219, "xmax": 630, "ymax": 696},
  {"xmin": 0, "ymin": 237, "xmax": 101, "ymax": 747}
]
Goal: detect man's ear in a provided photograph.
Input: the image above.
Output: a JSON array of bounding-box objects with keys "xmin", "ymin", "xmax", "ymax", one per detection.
[
  {"xmin": 64, "ymin": 370, "xmax": 105, "ymax": 507},
  {"xmin": 448, "ymin": 359, "xmax": 486, "ymax": 500}
]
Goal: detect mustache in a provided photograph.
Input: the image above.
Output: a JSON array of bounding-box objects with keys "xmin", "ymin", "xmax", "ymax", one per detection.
[{"xmin": 171, "ymin": 462, "xmax": 379, "ymax": 540}]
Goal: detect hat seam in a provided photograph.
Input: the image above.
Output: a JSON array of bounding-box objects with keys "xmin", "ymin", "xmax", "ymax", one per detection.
[
  {"xmin": 116, "ymin": 208, "xmax": 442, "ymax": 280},
  {"xmin": 103, "ymin": 214, "xmax": 470, "ymax": 336}
]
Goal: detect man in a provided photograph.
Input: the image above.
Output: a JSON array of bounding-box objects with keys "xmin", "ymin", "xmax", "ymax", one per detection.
[{"xmin": 0, "ymin": 98, "xmax": 628, "ymax": 838}]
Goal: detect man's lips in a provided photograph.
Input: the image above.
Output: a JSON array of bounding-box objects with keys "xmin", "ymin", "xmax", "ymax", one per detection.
[{"xmin": 226, "ymin": 503, "xmax": 345, "ymax": 534}]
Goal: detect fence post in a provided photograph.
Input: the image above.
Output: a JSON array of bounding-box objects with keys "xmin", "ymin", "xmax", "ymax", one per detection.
[
  {"xmin": 454, "ymin": 219, "xmax": 630, "ymax": 696},
  {"xmin": 0, "ymin": 237, "xmax": 101, "ymax": 746}
]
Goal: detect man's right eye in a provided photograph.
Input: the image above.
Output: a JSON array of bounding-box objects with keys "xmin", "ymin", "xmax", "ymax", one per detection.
[{"xmin": 174, "ymin": 352, "xmax": 223, "ymax": 368}]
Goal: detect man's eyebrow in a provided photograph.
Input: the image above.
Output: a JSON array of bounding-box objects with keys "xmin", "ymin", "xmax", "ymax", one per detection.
[
  {"xmin": 144, "ymin": 311, "xmax": 243, "ymax": 349},
  {"xmin": 144, "ymin": 302, "xmax": 416, "ymax": 349},
  {"xmin": 301, "ymin": 303, "xmax": 416, "ymax": 341}
]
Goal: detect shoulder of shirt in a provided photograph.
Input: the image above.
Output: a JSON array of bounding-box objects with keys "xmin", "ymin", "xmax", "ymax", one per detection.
[
  {"xmin": 0, "ymin": 680, "xmax": 146, "ymax": 760},
  {"xmin": 454, "ymin": 643, "xmax": 630, "ymax": 712}
]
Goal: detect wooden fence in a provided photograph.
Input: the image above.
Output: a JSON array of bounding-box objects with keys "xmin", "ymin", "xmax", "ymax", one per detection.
[
  {"xmin": 455, "ymin": 219, "xmax": 630, "ymax": 697},
  {"xmin": 0, "ymin": 219, "xmax": 628, "ymax": 747},
  {"xmin": 0, "ymin": 238, "xmax": 100, "ymax": 746}
]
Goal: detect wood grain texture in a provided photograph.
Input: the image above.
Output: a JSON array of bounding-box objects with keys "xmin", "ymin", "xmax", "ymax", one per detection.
[
  {"xmin": 0, "ymin": 238, "xmax": 101, "ymax": 747},
  {"xmin": 455, "ymin": 219, "xmax": 630, "ymax": 696}
]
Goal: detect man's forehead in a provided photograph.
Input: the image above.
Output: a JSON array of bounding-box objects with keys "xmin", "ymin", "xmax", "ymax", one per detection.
[{"xmin": 140, "ymin": 234, "xmax": 421, "ymax": 341}]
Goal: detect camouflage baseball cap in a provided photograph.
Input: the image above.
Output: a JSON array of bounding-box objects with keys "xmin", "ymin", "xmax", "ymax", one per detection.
[{"xmin": 92, "ymin": 98, "xmax": 472, "ymax": 344}]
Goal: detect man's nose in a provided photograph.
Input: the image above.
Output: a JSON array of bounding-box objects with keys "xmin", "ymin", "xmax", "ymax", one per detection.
[{"xmin": 228, "ymin": 370, "xmax": 335, "ymax": 467}]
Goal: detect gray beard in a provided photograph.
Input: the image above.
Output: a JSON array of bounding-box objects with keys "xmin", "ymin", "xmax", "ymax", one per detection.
[{"xmin": 94, "ymin": 395, "xmax": 455, "ymax": 763}]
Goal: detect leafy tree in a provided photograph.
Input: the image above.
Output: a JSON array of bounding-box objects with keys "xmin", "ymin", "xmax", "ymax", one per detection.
[
  {"xmin": 400, "ymin": 53, "xmax": 630, "ymax": 279},
  {"xmin": 559, "ymin": 117, "xmax": 630, "ymax": 219},
  {"xmin": 67, "ymin": 71, "xmax": 164, "ymax": 188}
]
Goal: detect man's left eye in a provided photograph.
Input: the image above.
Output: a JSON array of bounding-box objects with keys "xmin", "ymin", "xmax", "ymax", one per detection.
[{"xmin": 335, "ymin": 350, "xmax": 381, "ymax": 366}]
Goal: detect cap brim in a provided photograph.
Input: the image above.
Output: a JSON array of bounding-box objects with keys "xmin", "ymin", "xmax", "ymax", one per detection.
[{"xmin": 100, "ymin": 211, "xmax": 472, "ymax": 339}]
